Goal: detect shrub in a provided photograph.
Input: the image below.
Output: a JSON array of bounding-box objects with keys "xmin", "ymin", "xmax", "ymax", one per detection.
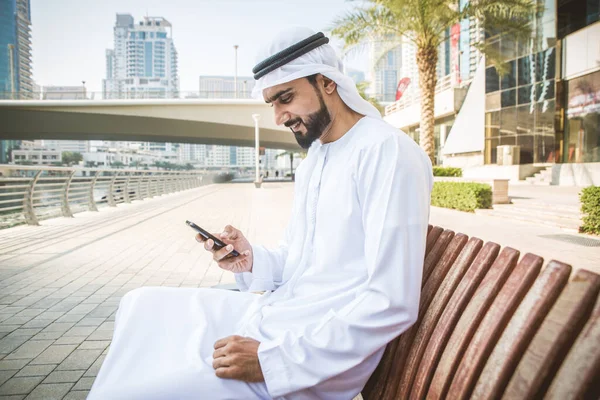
[
  {"xmin": 212, "ymin": 172, "xmax": 234, "ymax": 184},
  {"xmin": 432, "ymin": 166, "xmax": 463, "ymax": 177},
  {"xmin": 431, "ymin": 182, "xmax": 492, "ymax": 212},
  {"xmin": 580, "ymin": 186, "xmax": 600, "ymax": 235}
]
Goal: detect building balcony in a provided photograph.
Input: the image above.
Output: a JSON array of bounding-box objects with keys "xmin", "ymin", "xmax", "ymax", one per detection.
[{"xmin": 383, "ymin": 75, "xmax": 467, "ymax": 130}]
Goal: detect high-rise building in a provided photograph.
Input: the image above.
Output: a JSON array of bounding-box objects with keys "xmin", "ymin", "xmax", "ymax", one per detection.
[
  {"xmin": 369, "ymin": 36, "xmax": 403, "ymax": 102},
  {"xmin": 198, "ymin": 76, "xmax": 255, "ymax": 99},
  {"xmin": 0, "ymin": 0, "xmax": 33, "ymax": 99},
  {"xmin": 0, "ymin": 0, "xmax": 32, "ymax": 162},
  {"xmin": 103, "ymin": 14, "xmax": 179, "ymax": 99},
  {"xmin": 40, "ymin": 140, "xmax": 89, "ymax": 154}
]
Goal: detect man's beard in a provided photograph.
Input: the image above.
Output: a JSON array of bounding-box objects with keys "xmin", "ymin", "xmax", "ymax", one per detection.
[{"xmin": 285, "ymin": 97, "xmax": 331, "ymax": 149}]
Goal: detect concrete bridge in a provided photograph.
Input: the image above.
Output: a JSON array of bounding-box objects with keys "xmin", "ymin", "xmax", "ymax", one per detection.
[{"xmin": 0, "ymin": 99, "xmax": 300, "ymax": 151}]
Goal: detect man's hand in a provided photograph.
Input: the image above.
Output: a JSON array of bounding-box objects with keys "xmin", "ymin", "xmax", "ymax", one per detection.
[
  {"xmin": 196, "ymin": 225, "xmax": 253, "ymax": 273},
  {"xmin": 212, "ymin": 335, "xmax": 264, "ymax": 382}
]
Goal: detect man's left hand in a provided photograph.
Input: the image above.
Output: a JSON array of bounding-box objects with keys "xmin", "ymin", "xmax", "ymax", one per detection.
[{"xmin": 212, "ymin": 335, "xmax": 264, "ymax": 382}]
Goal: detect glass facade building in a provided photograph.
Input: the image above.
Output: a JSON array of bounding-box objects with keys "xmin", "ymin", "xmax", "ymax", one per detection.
[{"xmin": 483, "ymin": 0, "xmax": 600, "ymax": 165}]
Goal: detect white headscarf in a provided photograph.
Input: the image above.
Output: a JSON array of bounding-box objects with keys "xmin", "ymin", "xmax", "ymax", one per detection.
[{"xmin": 252, "ymin": 26, "xmax": 382, "ymax": 119}]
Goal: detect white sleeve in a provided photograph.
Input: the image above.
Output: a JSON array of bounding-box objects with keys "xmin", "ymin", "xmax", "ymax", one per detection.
[
  {"xmin": 235, "ymin": 214, "xmax": 294, "ymax": 293},
  {"xmin": 256, "ymin": 136, "xmax": 433, "ymax": 397}
]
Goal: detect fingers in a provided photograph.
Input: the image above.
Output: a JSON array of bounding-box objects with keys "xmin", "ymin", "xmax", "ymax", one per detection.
[
  {"xmin": 215, "ymin": 366, "xmax": 241, "ymax": 380},
  {"xmin": 214, "ymin": 335, "xmax": 236, "ymax": 350},
  {"xmin": 213, "ymin": 244, "xmax": 235, "ymax": 261},
  {"xmin": 212, "ymin": 355, "xmax": 233, "ymax": 370},
  {"xmin": 221, "ymin": 225, "xmax": 239, "ymax": 240}
]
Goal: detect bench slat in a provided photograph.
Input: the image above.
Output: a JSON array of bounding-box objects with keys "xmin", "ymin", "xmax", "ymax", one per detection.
[
  {"xmin": 422, "ymin": 229, "xmax": 456, "ymax": 288},
  {"xmin": 503, "ymin": 269, "xmax": 600, "ymax": 399},
  {"xmin": 371, "ymin": 230, "xmax": 458, "ymax": 399},
  {"xmin": 409, "ymin": 241, "xmax": 500, "ymax": 400},
  {"xmin": 425, "ymin": 226, "xmax": 444, "ymax": 258},
  {"xmin": 382, "ymin": 232, "xmax": 468, "ymax": 399},
  {"xmin": 447, "ymin": 253, "xmax": 544, "ymax": 399},
  {"xmin": 362, "ymin": 225, "xmax": 445, "ymax": 399},
  {"xmin": 427, "ymin": 247, "xmax": 520, "ymax": 399},
  {"xmin": 545, "ymin": 296, "xmax": 600, "ymax": 400},
  {"xmin": 394, "ymin": 236, "xmax": 481, "ymax": 399},
  {"xmin": 471, "ymin": 260, "xmax": 572, "ymax": 399}
]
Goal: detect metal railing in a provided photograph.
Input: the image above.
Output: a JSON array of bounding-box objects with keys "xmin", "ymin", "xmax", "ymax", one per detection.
[
  {"xmin": 384, "ymin": 74, "xmax": 455, "ymax": 115},
  {"xmin": 0, "ymin": 165, "xmax": 213, "ymax": 228},
  {"xmin": 0, "ymin": 91, "xmax": 258, "ymax": 100}
]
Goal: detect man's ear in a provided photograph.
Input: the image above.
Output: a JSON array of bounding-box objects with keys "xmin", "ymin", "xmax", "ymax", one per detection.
[{"xmin": 321, "ymin": 76, "xmax": 337, "ymax": 95}]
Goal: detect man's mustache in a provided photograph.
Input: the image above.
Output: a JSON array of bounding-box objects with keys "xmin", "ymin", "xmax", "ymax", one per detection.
[{"xmin": 284, "ymin": 118, "xmax": 302, "ymax": 128}]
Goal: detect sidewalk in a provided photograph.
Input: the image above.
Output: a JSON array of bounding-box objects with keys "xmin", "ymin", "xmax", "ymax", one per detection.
[{"xmin": 430, "ymin": 205, "xmax": 599, "ymax": 274}]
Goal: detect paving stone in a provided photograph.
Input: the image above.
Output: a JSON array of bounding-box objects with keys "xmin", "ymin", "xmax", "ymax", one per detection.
[
  {"xmin": 0, "ymin": 326, "xmax": 19, "ymax": 334},
  {"xmin": 29, "ymin": 332, "xmax": 62, "ymax": 341},
  {"xmin": 12, "ymin": 311, "xmax": 43, "ymax": 319},
  {"xmin": 54, "ymin": 315, "xmax": 84, "ymax": 324},
  {"xmin": 14, "ymin": 365, "xmax": 56, "ymax": 377},
  {"xmin": 77, "ymin": 341, "xmax": 109, "ymax": 351},
  {"xmin": 0, "ymin": 318, "xmax": 32, "ymax": 326},
  {"xmin": 0, "ymin": 395, "xmax": 25, "ymax": 400},
  {"xmin": 63, "ymin": 327, "xmax": 95, "ymax": 337},
  {"xmin": 52, "ymin": 337, "xmax": 86, "ymax": 346},
  {"xmin": 42, "ymin": 370, "xmax": 84, "ymax": 384},
  {"xmin": 0, "ymin": 359, "xmax": 30, "ymax": 371},
  {"xmin": 33, "ymin": 312, "xmax": 64, "ymax": 321},
  {"xmin": 62, "ymin": 390, "xmax": 90, "ymax": 400},
  {"xmin": 4, "ymin": 329, "xmax": 41, "ymax": 338},
  {"xmin": 0, "ymin": 370, "xmax": 17, "ymax": 386},
  {"xmin": 82, "ymin": 355, "xmax": 105, "ymax": 377},
  {"xmin": 40, "ymin": 323, "xmax": 74, "ymax": 334},
  {"xmin": 74, "ymin": 318, "xmax": 104, "ymax": 327},
  {"xmin": 85, "ymin": 330, "xmax": 112, "ymax": 341},
  {"xmin": 56, "ymin": 350, "xmax": 102, "ymax": 371},
  {"xmin": 23, "ymin": 383, "xmax": 73, "ymax": 399},
  {"xmin": 86, "ymin": 307, "xmax": 114, "ymax": 319},
  {"xmin": 5, "ymin": 341, "xmax": 54, "ymax": 360},
  {"xmin": 0, "ymin": 376, "xmax": 44, "ymax": 395},
  {"xmin": 71, "ymin": 377, "xmax": 94, "ymax": 391},
  {"xmin": 0, "ymin": 296, "xmax": 22, "ymax": 305},
  {"xmin": 65, "ymin": 305, "xmax": 97, "ymax": 315},
  {"xmin": 97, "ymin": 322, "xmax": 114, "ymax": 331},
  {"xmin": 30, "ymin": 346, "xmax": 77, "ymax": 365},
  {"xmin": 29, "ymin": 298, "xmax": 62, "ymax": 309},
  {"xmin": 19, "ymin": 320, "xmax": 53, "ymax": 330},
  {"xmin": 0, "ymin": 338, "xmax": 29, "ymax": 355}
]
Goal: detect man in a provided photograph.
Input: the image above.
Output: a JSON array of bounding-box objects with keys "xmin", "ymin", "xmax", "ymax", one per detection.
[{"xmin": 89, "ymin": 27, "xmax": 432, "ymax": 399}]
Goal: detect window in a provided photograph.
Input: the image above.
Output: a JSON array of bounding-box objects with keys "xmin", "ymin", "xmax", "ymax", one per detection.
[
  {"xmin": 486, "ymin": 67, "xmax": 500, "ymax": 93},
  {"xmin": 501, "ymin": 60, "xmax": 517, "ymax": 89}
]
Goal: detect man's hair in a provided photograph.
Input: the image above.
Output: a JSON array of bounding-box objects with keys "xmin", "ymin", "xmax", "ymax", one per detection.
[{"xmin": 306, "ymin": 74, "xmax": 319, "ymax": 88}]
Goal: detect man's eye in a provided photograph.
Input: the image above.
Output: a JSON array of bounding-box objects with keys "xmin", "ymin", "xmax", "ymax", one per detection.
[{"xmin": 280, "ymin": 96, "xmax": 292, "ymax": 104}]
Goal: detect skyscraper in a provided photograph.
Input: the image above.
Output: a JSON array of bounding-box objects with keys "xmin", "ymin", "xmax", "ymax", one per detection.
[
  {"xmin": 0, "ymin": 0, "xmax": 32, "ymax": 163},
  {"xmin": 0, "ymin": 0, "xmax": 32, "ymax": 100},
  {"xmin": 103, "ymin": 14, "xmax": 179, "ymax": 99}
]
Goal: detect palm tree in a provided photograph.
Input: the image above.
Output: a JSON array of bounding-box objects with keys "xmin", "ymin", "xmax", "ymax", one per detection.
[{"xmin": 332, "ymin": 0, "xmax": 537, "ymax": 164}]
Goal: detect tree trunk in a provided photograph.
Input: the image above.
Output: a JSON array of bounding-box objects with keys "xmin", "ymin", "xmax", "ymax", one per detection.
[{"xmin": 417, "ymin": 44, "xmax": 438, "ymax": 165}]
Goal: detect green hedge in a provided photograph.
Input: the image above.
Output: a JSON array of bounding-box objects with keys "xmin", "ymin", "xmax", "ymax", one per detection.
[
  {"xmin": 432, "ymin": 166, "xmax": 463, "ymax": 177},
  {"xmin": 431, "ymin": 182, "xmax": 492, "ymax": 212},
  {"xmin": 580, "ymin": 186, "xmax": 600, "ymax": 235}
]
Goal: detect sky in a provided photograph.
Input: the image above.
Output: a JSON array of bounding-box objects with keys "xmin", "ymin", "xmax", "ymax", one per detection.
[{"xmin": 30, "ymin": 0, "xmax": 369, "ymax": 94}]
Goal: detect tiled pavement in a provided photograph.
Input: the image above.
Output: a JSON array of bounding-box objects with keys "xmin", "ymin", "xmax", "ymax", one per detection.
[
  {"xmin": 0, "ymin": 181, "xmax": 597, "ymax": 399},
  {"xmin": 0, "ymin": 183, "xmax": 291, "ymax": 399}
]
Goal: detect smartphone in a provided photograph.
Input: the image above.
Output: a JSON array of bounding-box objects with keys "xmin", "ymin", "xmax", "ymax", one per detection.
[{"xmin": 186, "ymin": 220, "xmax": 240, "ymax": 257}]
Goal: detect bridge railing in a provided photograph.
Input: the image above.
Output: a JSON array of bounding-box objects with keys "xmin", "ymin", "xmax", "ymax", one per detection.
[{"xmin": 0, "ymin": 165, "xmax": 213, "ymax": 228}]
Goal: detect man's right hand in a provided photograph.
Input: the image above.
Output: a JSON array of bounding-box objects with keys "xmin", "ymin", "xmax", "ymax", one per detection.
[{"xmin": 196, "ymin": 225, "xmax": 253, "ymax": 274}]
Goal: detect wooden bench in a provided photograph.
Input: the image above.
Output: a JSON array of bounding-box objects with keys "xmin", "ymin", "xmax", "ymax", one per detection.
[{"xmin": 362, "ymin": 225, "xmax": 600, "ymax": 399}]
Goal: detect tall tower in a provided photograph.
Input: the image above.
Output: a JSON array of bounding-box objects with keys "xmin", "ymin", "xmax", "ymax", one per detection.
[{"xmin": 103, "ymin": 14, "xmax": 179, "ymax": 99}]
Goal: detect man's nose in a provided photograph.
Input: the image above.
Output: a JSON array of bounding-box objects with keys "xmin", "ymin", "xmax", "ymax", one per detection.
[{"xmin": 274, "ymin": 106, "xmax": 290, "ymax": 126}]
